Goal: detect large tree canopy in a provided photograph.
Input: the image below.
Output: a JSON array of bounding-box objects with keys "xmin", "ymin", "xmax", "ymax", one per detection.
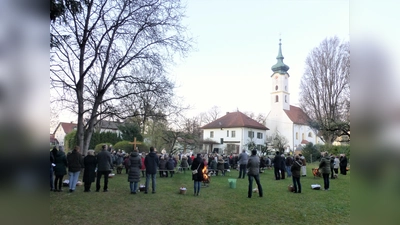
[
  {"xmin": 299, "ymin": 36, "xmax": 350, "ymax": 144},
  {"xmin": 50, "ymin": 0, "xmax": 192, "ymax": 155}
]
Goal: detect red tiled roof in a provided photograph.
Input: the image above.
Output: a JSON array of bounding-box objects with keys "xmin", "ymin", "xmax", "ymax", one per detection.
[
  {"xmin": 201, "ymin": 111, "xmax": 269, "ymax": 130},
  {"xmin": 60, "ymin": 122, "xmax": 77, "ymax": 134},
  {"xmin": 283, "ymin": 105, "xmax": 310, "ymax": 125},
  {"xmin": 50, "ymin": 134, "xmax": 58, "ymax": 143},
  {"xmin": 301, "ymin": 139, "xmax": 309, "ymax": 144}
]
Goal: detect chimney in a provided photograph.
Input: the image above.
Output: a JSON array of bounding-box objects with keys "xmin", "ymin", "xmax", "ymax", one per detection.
[{"xmin": 226, "ymin": 112, "xmax": 229, "ymax": 115}]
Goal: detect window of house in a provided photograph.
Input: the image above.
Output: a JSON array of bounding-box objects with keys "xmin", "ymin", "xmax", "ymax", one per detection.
[
  {"xmin": 227, "ymin": 130, "xmax": 229, "ymax": 137},
  {"xmin": 231, "ymin": 131, "xmax": 236, "ymax": 138},
  {"xmin": 275, "ymin": 85, "xmax": 278, "ymax": 90},
  {"xmin": 296, "ymin": 132, "xmax": 298, "ymax": 140},
  {"xmin": 308, "ymin": 132, "xmax": 312, "ymax": 138},
  {"xmin": 302, "ymin": 133, "xmax": 305, "ymax": 140},
  {"xmin": 257, "ymin": 132, "xmax": 263, "ymax": 139},
  {"xmin": 275, "ymin": 95, "xmax": 279, "ymax": 102},
  {"xmin": 210, "ymin": 131, "xmax": 214, "ymax": 138},
  {"xmin": 285, "ymin": 95, "xmax": 287, "ymax": 103},
  {"xmin": 248, "ymin": 131, "xmax": 254, "ymax": 138}
]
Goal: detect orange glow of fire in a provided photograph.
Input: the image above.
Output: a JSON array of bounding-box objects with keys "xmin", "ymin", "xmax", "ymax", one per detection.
[{"xmin": 202, "ymin": 165, "xmax": 209, "ymax": 180}]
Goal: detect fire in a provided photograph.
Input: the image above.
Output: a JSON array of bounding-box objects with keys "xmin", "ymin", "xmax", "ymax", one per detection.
[{"xmin": 202, "ymin": 165, "xmax": 209, "ymax": 181}]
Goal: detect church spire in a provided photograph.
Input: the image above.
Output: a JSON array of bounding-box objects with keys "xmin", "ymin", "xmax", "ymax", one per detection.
[{"xmin": 271, "ymin": 39, "xmax": 290, "ymax": 74}]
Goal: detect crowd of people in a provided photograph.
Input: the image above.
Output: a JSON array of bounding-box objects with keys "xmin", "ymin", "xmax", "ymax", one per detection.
[{"xmin": 50, "ymin": 145, "xmax": 349, "ymax": 196}]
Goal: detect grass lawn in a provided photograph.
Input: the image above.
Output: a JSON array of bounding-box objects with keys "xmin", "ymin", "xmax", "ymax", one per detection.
[{"xmin": 50, "ymin": 163, "xmax": 349, "ymax": 225}]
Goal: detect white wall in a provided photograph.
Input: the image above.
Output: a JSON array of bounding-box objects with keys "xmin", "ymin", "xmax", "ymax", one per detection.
[
  {"xmin": 54, "ymin": 126, "xmax": 66, "ymax": 146},
  {"xmin": 203, "ymin": 127, "xmax": 267, "ymax": 154}
]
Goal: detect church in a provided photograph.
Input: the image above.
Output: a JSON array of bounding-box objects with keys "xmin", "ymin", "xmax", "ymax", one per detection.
[
  {"xmin": 199, "ymin": 40, "xmax": 324, "ymax": 155},
  {"xmin": 265, "ymin": 40, "xmax": 324, "ymax": 153}
]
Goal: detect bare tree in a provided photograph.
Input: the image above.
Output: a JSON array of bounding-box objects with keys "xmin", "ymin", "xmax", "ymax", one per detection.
[
  {"xmin": 50, "ymin": 0, "xmax": 192, "ymax": 154},
  {"xmin": 299, "ymin": 36, "xmax": 350, "ymax": 144},
  {"xmin": 271, "ymin": 131, "xmax": 289, "ymax": 154},
  {"xmin": 243, "ymin": 111, "xmax": 267, "ymax": 125},
  {"xmin": 199, "ymin": 105, "xmax": 221, "ymax": 125}
]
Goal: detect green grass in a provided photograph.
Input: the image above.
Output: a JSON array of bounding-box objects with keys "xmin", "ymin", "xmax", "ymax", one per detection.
[{"xmin": 50, "ymin": 163, "xmax": 350, "ymax": 225}]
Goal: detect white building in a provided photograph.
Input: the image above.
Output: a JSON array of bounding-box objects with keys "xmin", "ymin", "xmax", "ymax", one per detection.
[
  {"xmin": 53, "ymin": 122, "xmax": 77, "ymax": 147},
  {"xmin": 201, "ymin": 111, "xmax": 269, "ymax": 154},
  {"xmin": 266, "ymin": 40, "xmax": 324, "ymax": 153}
]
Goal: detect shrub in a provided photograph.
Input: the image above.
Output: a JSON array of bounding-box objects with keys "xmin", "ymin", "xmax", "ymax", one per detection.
[
  {"xmin": 64, "ymin": 130, "xmax": 78, "ymax": 152},
  {"xmin": 89, "ymin": 131, "xmax": 122, "ymax": 149},
  {"xmin": 113, "ymin": 141, "xmax": 134, "ymax": 153}
]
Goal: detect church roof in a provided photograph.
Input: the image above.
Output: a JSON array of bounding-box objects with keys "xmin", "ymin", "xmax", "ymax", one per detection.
[
  {"xmin": 271, "ymin": 39, "xmax": 290, "ymax": 75},
  {"xmin": 283, "ymin": 105, "xmax": 310, "ymax": 125},
  {"xmin": 201, "ymin": 111, "xmax": 269, "ymax": 130}
]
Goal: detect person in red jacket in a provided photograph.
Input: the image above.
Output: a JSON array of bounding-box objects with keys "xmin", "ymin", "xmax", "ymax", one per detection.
[{"xmin": 140, "ymin": 153, "xmax": 146, "ymax": 177}]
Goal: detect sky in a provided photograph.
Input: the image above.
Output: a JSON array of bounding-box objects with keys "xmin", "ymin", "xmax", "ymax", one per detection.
[
  {"xmin": 171, "ymin": 0, "xmax": 349, "ymax": 118},
  {"xmin": 59, "ymin": 0, "xmax": 350, "ymax": 122}
]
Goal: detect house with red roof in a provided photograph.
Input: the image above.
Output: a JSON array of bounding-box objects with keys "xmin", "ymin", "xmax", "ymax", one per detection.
[
  {"xmin": 200, "ymin": 111, "xmax": 269, "ymax": 154},
  {"xmin": 52, "ymin": 120, "xmax": 122, "ymax": 148},
  {"xmin": 266, "ymin": 40, "xmax": 324, "ymax": 153},
  {"xmin": 52, "ymin": 122, "xmax": 78, "ymax": 147}
]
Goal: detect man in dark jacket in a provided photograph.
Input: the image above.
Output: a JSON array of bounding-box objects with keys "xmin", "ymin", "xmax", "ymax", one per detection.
[
  {"xmin": 291, "ymin": 155, "xmax": 303, "ymax": 193},
  {"xmin": 66, "ymin": 146, "xmax": 84, "ymax": 192},
  {"xmin": 247, "ymin": 150, "xmax": 263, "ymax": 198},
  {"xmin": 144, "ymin": 146, "xmax": 159, "ymax": 194},
  {"xmin": 96, "ymin": 144, "xmax": 114, "ymax": 192},
  {"xmin": 273, "ymin": 151, "xmax": 283, "ymax": 180},
  {"xmin": 319, "ymin": 152, "xmax": 331, "ymax": 191},
  {"xmin": 238, "ymin": 150, "xmax": 249, "ymax": 179},
  {"xmin": 285, "ymin": 154, "xmax": 293, "ymax": 178}
]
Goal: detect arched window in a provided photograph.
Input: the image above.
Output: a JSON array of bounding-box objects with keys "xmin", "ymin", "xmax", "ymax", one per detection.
[
  {"xmin": 275, "ymin": 85, "xmax": 278, "ymax": 90},
  {"xmin": 308, "ymin": 132, "xmax": 312, "ymax": 138},
  {"xmin": 275, "ymin": 95, "xmax": 279, "ymax": 102},
  {"xmin": 285, "ymin": 95, "xmax": 287, "ymax": 103},
  {"xmin": 296, "ymin": 132, "xmax": 298, "ymax": 140}
]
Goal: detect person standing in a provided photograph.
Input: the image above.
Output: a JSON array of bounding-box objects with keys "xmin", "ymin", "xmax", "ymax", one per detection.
[
  {"xmin": 191, "ymin": 153, "xmax": 204, "ymax": 196},
  {"xmin": 50, "ymin": 148, "xmax": 56, "ymax": 191},
  {"xmin": 144, "ymin": 146, "xmax": 159, "ymax": 194},
  {"xmin": 340, "ymin": 154, "xmax": 348, "ymax": 175},
  {"xmin": 285, "ymin": 154, "xmax": 293, "ymax": 178},
  {"xmin": 83, "ymin": 150, "xmax": 97, "ymax": 192},
  {"xmin": 280, "ymin": 153, "xmax": 286, "ymax": 179},
  {"xmin": 334, "ymin": 155, "xmax": 340, "ymax": 175},
  {"xmin": 96, "ymin": 144, "xmax": 114, "ymax": 192},
  {"xmin": 180, "ymin": 156, "xmax": 189, "ymax": 171},
  {"xmin": 247, "ymin": 150, "xmax": 263, "ymax": 198},
  {"xmin": 299, "ymin": 154, "xmax": 307, "ymax": 177},
  {"xmin": 66, "ymin": 146, "xmax": 84, "ymax": 193},
  {"xmin": 238, "ymin": 150, "xmax": 249, "ymax": 179},
  {"xmin": 319, "ymin": 152, "xmax": 331, "ymax": 191},
  {"xmin": 166, "ymin": 156, "xmax": 175, "ymax": 178},
  {"xmin": 128, "ymin": 149, "xmax": 142, "ymax": 194},
  {"xmin": 330, "ymin": 155, "xmax": 336, "ymax": 179},
  {"xmin": 273, "ymin": 151, "xmax": 283, "ymax": 180},
  {"xmin": 158, "ymin": 156, "xmax": 167, "ymax": 177},
  {"xmin": 53, "ymin": 147, "xmax": 68, "ymax": 192},
  {"xmin": 291, "ymin": 155, "xmax": 303, "ymax": 193},
  {"xmin": 140, "ymin": 153, "xmax": 146, "ymax": 177}
]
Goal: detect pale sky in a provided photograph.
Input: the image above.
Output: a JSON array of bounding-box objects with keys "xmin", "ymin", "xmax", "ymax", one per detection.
[
  {"xmin": 172, "ymin": 0, "xmax": 349, "ymax": 118},
  {"xmin": 59, "ymin": 0, "xmax": 350, "ymax": 123}
]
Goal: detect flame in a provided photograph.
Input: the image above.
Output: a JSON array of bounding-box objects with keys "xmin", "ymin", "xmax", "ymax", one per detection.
[{"xmin": 202, "ymin": 165, "xmax": 209, "ymax": 181}]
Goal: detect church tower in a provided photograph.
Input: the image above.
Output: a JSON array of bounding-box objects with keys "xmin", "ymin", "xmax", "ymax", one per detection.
[{"xmin": 270, "ymin": 39, "xmax": 290, "ymax": 111}]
